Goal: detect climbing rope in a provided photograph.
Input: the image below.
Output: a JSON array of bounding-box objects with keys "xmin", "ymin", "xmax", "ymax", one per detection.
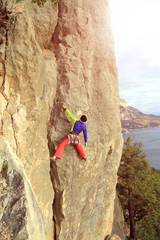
[{"xmin": 71, "ymin": 148, "xmax": 75, "ymax": 240}]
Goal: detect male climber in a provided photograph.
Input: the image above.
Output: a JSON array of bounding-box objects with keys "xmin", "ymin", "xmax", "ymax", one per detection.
[{"xmin": 50, "ymin": 104, "xmax": 87, "ymax": 161}]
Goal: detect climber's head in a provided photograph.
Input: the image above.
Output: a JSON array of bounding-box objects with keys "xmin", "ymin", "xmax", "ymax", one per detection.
[{"xmin": 80, "ymin": 115, "xmax": 87, "ymax": 122}]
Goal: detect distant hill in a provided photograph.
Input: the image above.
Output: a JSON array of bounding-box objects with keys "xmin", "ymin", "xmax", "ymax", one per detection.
[{"xmin": 120, "ymin": 99, "xmax": 160, "ymax": 132}]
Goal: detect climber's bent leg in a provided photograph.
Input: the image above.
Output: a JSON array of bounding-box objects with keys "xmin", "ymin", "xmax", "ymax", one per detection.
[
  {"xmin": 75, "ymin": 143, "xmax": 86, "ymax": 158},
  {"xmin": 54, "ymin": 137, "xmax": 69, "ymax": 159}
]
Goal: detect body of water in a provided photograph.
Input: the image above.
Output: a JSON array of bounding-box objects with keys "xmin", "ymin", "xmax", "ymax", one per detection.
[{"xmin": 123, "ymin": 127, "xmax": 160, "ymax": 169}]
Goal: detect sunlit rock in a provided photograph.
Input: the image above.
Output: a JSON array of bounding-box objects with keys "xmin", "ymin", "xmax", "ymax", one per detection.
[{"xmin": 0, "ymin": 0, "xmax": 123, "ymax": 239}]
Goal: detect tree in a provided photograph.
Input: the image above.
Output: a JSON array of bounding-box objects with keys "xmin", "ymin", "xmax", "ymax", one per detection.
[
  {"xmin": 117, "ymin": 137, "xmax": 151, "ymax": 239},
  {"xmin": 117, "ymin": 137, "xmax": 160, "ymax": 239},
  {"xmin": 133, "ymin": 171, "xmax": 160, "ymax": 240}
]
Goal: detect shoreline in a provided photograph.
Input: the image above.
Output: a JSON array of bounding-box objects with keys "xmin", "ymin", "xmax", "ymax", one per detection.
[{"xmin": 122, "ymin": 126, "xmax": 160, "ymax": 135}]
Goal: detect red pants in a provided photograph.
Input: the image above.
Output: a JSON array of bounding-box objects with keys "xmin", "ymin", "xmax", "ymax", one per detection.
[{"xmin": 54, "ymin": 135, "xmax": 86, "ymax": 159}]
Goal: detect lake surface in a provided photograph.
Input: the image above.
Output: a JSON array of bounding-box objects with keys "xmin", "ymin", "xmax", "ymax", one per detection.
[{"xmin": 123, "ymin": 127, "xmax": 160, "ymax": 169}]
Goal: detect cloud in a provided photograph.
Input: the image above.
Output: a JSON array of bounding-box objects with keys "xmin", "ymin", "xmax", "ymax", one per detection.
[
  {"xmin": 118, "ymin": 59, "xmax": 160, "ymax": 89},
  {"xmin": 119, "ymin": 69, "xmax": 160, "ymax": 115},
  {"xmin": 110, "ymin": 0, "xmax": 160, "ymax": 115},
  {"xmin": 120, "ymin": 83, "xmax": 160, "ymax": 115}
]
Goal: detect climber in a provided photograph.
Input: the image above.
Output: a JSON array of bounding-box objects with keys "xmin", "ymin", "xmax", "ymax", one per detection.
[{"xmin": 50, "ymin": 104, "xmax": 87, "ymax": 161}]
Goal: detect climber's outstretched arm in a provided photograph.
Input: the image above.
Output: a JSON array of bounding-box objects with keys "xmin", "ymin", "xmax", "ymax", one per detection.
[{"xmin": 62, "ymin": 105, "xmax": 77, "ymax": 123}]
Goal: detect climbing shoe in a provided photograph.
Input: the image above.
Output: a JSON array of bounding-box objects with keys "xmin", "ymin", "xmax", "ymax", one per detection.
[{"xmin": 50, "ymin": 156, "xmax": 56, "ymax": 162}]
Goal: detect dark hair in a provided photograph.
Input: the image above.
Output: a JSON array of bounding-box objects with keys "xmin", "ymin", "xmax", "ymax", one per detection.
[{"xmin": 80, "ymin": 115, "xmax": 87, "ymax": 122}]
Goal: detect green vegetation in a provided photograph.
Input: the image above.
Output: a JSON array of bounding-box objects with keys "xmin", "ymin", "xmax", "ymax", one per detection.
[
  {"xmin": 1, "ymin": 160, "xmax": 8, "ymax": 173},
  {"xmin": 117, "ymin": 137, "xmax": 160, "ymax": 239},
  {"xmin": 16, "ymin": 0, "xmax": 61, "ymax": 7}
]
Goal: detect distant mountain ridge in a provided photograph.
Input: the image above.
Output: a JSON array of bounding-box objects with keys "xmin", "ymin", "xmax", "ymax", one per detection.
[{"xmin": 120, "ymin": 99, "xmax": 160, "ymax": 131}]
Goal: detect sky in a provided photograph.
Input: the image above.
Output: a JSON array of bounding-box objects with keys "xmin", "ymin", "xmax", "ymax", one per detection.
[{"xmin": 109, "ymin": 0, "xmax": 160, "ymax": 115}]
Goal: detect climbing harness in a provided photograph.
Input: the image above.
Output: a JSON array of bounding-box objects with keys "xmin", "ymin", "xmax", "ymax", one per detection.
[{"xmin": 68, "ymin": 134, "xmax": 79, "ymax": 145}]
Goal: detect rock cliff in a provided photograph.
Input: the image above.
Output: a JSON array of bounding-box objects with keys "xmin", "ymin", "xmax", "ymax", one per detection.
[{"xmin": 0, "ymin": 0, "xmax": 123, "ymax": 239}]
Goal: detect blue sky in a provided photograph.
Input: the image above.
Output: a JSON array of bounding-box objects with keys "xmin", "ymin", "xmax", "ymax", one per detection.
[{"xmin": 109, "ymin": 0, "xmax": 160, "ymax": 115}]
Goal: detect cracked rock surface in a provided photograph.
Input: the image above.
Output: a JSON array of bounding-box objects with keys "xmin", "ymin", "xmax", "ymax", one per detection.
[{"xmin": 0, "ymin": 0, "xmax": 123, "ymax": 239}]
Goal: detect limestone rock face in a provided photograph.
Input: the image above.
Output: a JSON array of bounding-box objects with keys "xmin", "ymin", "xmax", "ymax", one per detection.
[
  {"xmin": 0, "ymin": 136, "xmax": 46, "ymax": 240},
  {"xmin": 0, "ymin": 0, "xmax": 123, "ymax": 239},
  {"xmin": 48, "ymin": 0, "xmax": 123, "ymax": 239},
  {"xmin": 110, "ymin": 234, "xmax": 123, "ymax": 240},
  {"xmin": 111, "ymin": 196, "xmax": 126, "ymax": 240},
  {"xmin": 0, "ymin": 0, "xmax": 58, "ymax": 239}
]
